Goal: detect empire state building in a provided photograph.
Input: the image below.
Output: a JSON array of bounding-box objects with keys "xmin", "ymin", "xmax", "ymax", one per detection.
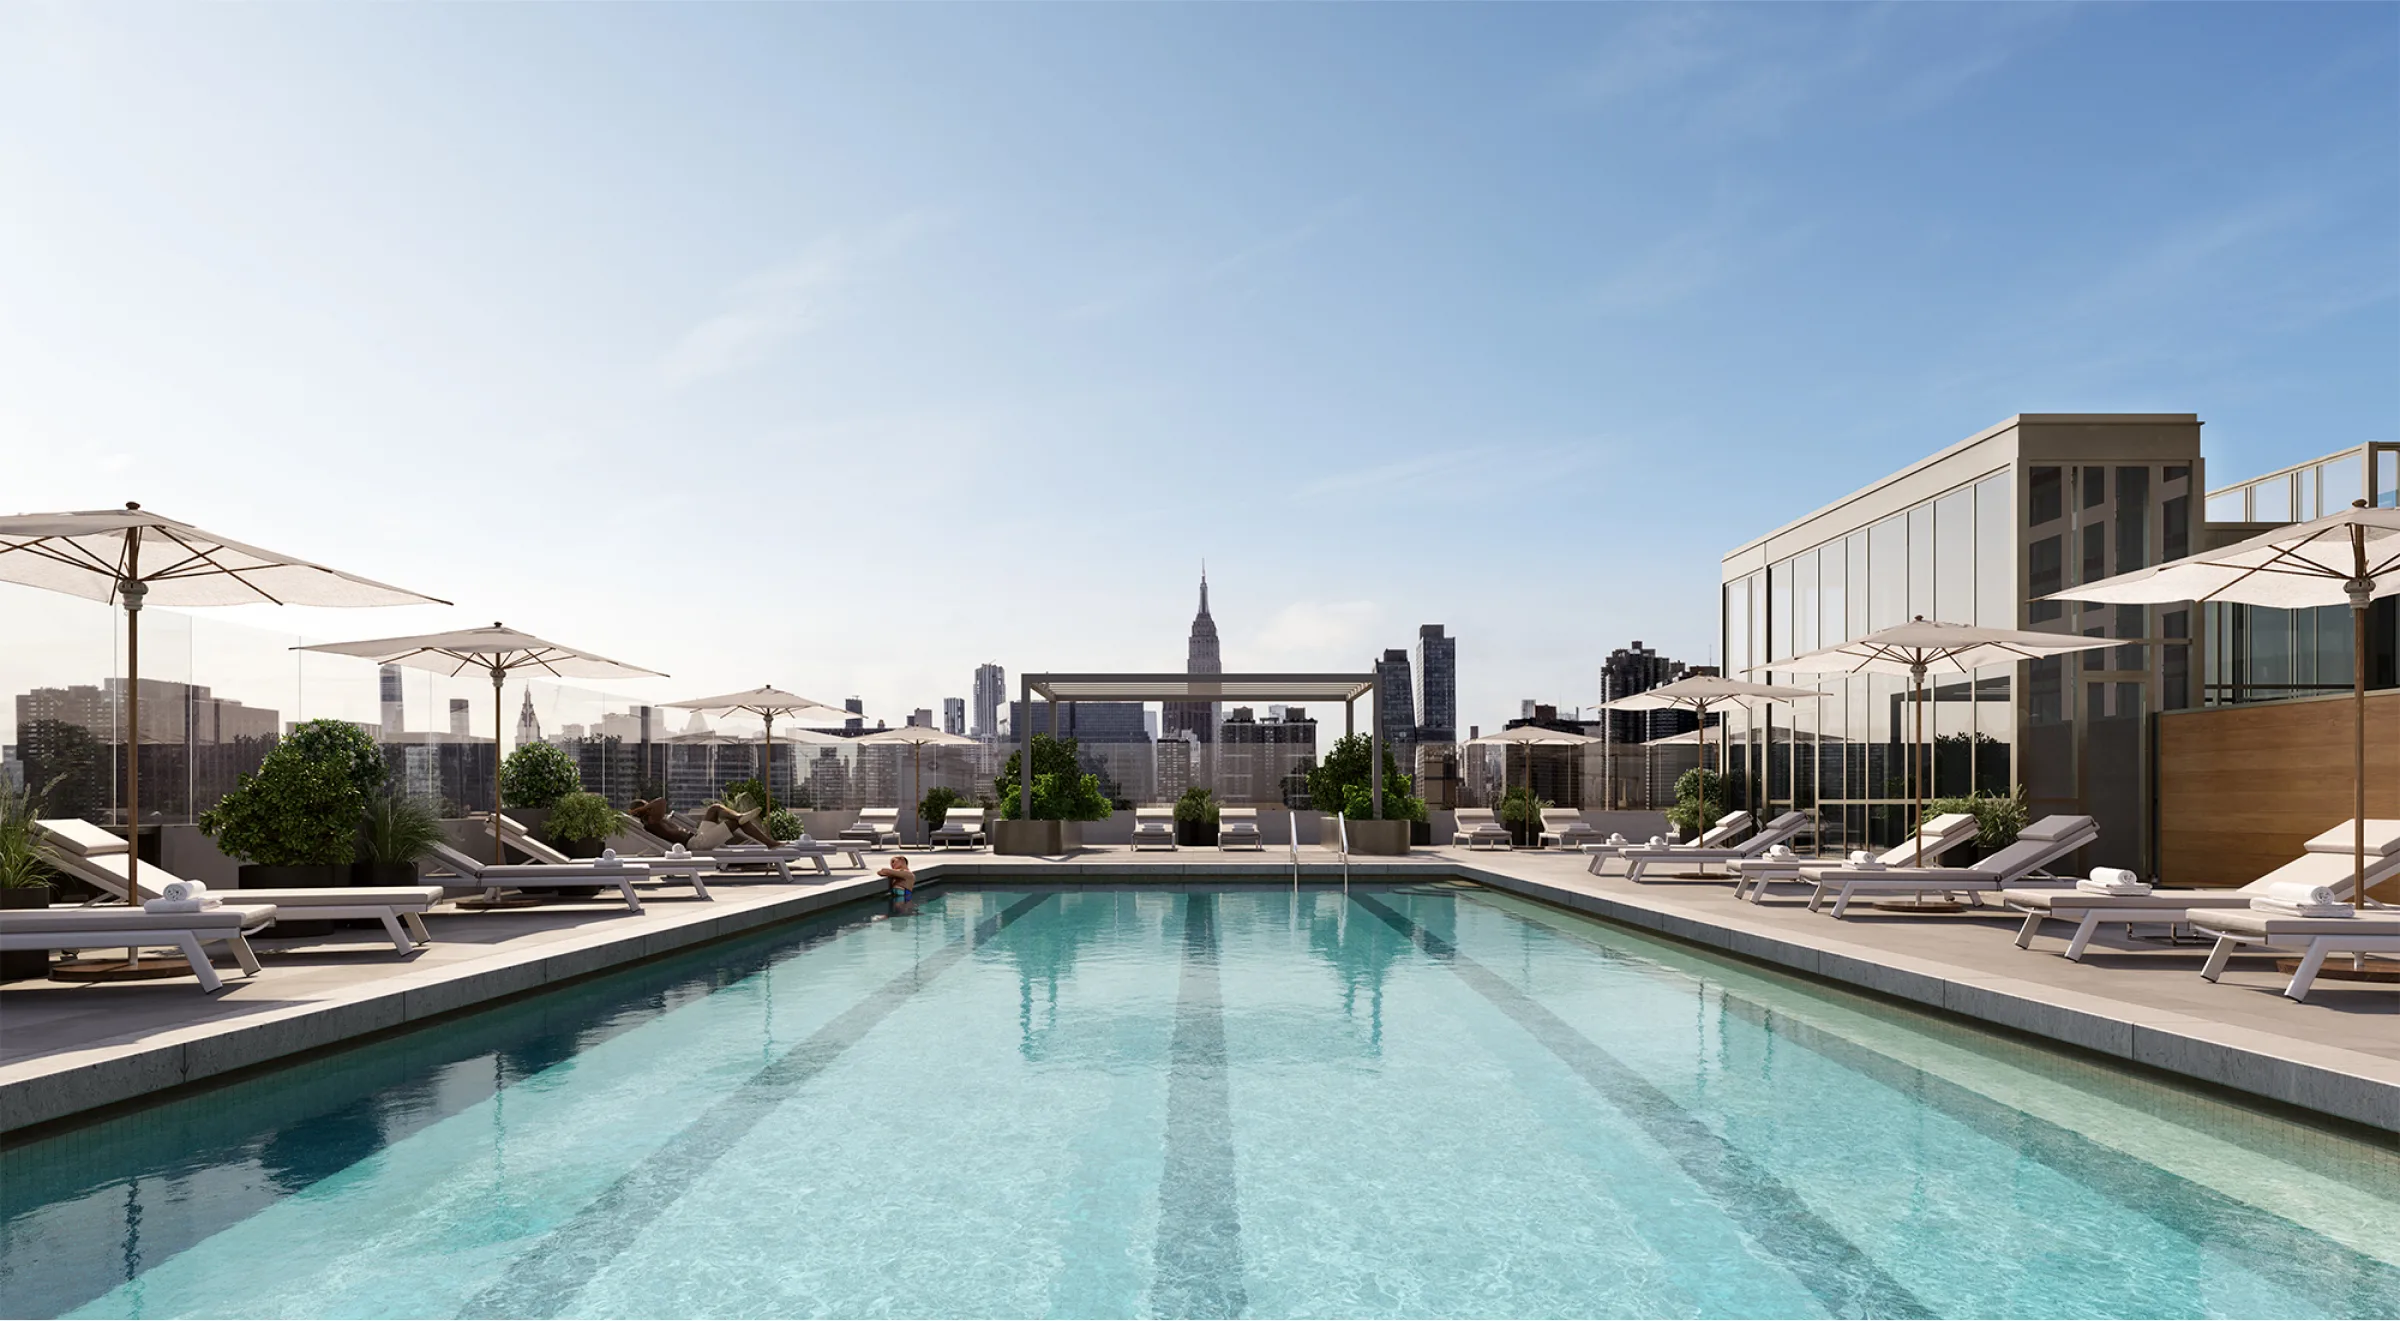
[{"xmin": 1163, "ymin": 572, "xmax": 1221, "ymax": 743}]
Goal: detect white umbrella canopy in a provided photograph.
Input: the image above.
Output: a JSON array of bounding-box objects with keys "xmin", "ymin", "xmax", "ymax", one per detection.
[
  {"xmin": 666, "ymin": 687, "xmax": 841, "ymax": 808},
  {"xmin": 0, "ymin": 503, "xmax": 447, "ymax": 838},
  {"xmin": 1764, "ymin": 617, "xmax": 2115, "ymax": 865},
  {"xmin": 1463, "ymin": 725, "xmax": 1597, "ymax": 834},
  {"xmin": 297, "ymin": 624, "xmax": 665, "ymax": 863},
  {"xmin": 857, "ymin": 725, "xmax": 981, "ymax": 845},
  {"xmin": 2053, "ymin": 501, "xmax": 2400, "ymax": 909},
  {"xmin": 1606, "ymin": 677, "xmax": 1820, "ymax": 842}
]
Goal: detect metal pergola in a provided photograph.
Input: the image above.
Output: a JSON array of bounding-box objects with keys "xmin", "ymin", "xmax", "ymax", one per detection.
[{"xmin": 1018, "ymin": 672, "xmax": 1381, "ymax": 819}]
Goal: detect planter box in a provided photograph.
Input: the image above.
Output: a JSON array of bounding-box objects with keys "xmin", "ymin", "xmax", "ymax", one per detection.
[
  {"xmin": 352, "ymin": 861, "xmax": 422, "ymax": 887},
  {"xmin": 992, "ymin": 819, "xmax": 1084, "ymax": 855},
  {"xmin": 1, "ymin": 885, "xmax": 52, "ymax": 981},
  {"xmin": 1322, "ymin": 816, "xmax": 1410, "ymax": 855},
  {"xmin": 1175, "ymin": 820, "xmax": 1220, "ymax": 847}
]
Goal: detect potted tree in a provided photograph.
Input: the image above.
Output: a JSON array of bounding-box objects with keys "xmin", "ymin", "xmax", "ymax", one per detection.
[
  {"xmin": 498, "ymin": 741, "xmax": 582, "ymax": 840},
  {"xmin": 1662, "ymin": 768, "xmax": 1728, "ymax": 847},
  {"xmin": 543, "ymin": 792, "xmax": 622, "ymax": 860},
  {"xmin": 356, "ymin": 792, "xmax": 442, "ymax": 886},
  {"xmin": 1498, "ymin": 787, "xmax": 1547, "ymax": 848},
  {"xmin": 918, "ymin": 786, "xmax": 962, "ymax": 841},
  {"xmin": 1305, "ymin": 734, "xmax": 1425, "ymax": 856},
  {"xmin": 0, "ymin": 776, "xmax": 57, "ymax": 980},
  {"xmin": 200, "ymin": 719, "xmax": 383, "ymax": 892},
  {"xmin": 992, "ymin": 735, "xmax": 1113, "ymax": 854},
  {"xmin": 1173, "ymin": 786, "xmax": 1220, "ymax": 847}
]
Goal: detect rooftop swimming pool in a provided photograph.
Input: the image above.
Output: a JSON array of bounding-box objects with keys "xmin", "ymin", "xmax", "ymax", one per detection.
[{"xmin": 4, "ymin": 883, "xmax": 2396, "ymax": 1319}]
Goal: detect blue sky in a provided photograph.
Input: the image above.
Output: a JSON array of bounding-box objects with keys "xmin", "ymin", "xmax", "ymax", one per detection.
[{"xmin": 2, "ymin": 2, "xmax": 2393, "ymax": 734}]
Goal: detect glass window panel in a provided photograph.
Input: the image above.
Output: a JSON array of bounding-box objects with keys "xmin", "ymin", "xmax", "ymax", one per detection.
[
  {"xmin": 1821, "ymin": 541, "xmax": 1846, "ymax": 649},
  {"xmin": 2114, "ymin": 603, "xmax": 2146, "ymax": 672},
  {"xmin": 1749, "ymin": 570, "xmax": 1767, "ymax": 682},
  {"xmin": 2028, "ymin": 535, "xmax": 2063, "ymax": 624},
  {"xmin": 2082, "ymin": 624, "xmax": 2108, "ymax": 675},
  {"xmin": 2377, "ymin": 449, "xmax": 2399, "ymax": 507},
  {"xmin": 2165, "ymin": 464, "xmax": 2190, "ymax": 485},
  {"xmin": 2029, "ymin": 466, "xmax": 2063, "ymax": 526},
  {"xmin": 1845, "ymin": 675, "xmax": 1868, "ymax": 799},
  {"xmin": 2247, "ymin": 607, "xmax": 2290, "ymax": 694},
  {"xmin": 1845, "ymin": 532, "xmax": 1869, "ymax": 639},
  {"xmin": 1932, "ymin": 672, "xmax": 1973, "ymax": 798},
  {"xmin": 2316, "ymin": 603, "xmax": 2352, "ymax": 690},
  {"xmin": 1769, "ymin": 561, "xmax": 1794, "ymax": 664},
  {"xmin": 2081, "ymin": 522, "xmax": 2107, "ymax": 586},
  {"xmin": 1974, "ymin": 667, "xmax": 2012, "ymax": 796},
  {"xmin": 1724, "ymin": 578, "xmax": 1750, "ymax": 683},
  {"xmin": 1794, "ymin": 548, "xmax": 1820, "ymax": 656},
  {"xmin": 1934, "ymin": 488, "xmax": 1973, "ymax": 625},
  {"xmin": 1977, "ymin": 475, "xmax": 2013, "ymax": 628},
  {"xmin": 1869, "ymin": 516, "xmax": 1907, "ymax": 631},
  {"xmin": 2115, "ymin": 467, "xmax": 2150, "ymax": 574},
  {"xmin": 2082, "ymin": 466, "xmax": 2107, "ymax": 508},
  {"xmin": 2297, "ymin": 466, "xmax": 2318, "ymax": 521},
  {"xmin": 2206, "ymin": 491, "xmax": 2248, "ymax": 522},
  {"xmin": 2321, "ymin": 453, "xmax": 2363, "ymax": 509},
  {"xmin": 1908, "ymin": 504, "xmax": 1934, "ymax": 622},
  {"xmin": 2253, "ymin": 476, "xmax": 2291, "ymax": 523},
  {"xmin": 2163, "ymin": 494, "xmax": 2190, "ymax": 562},
  {"xmin": 2161, "ymin": 610, "xmax": 2191, "ymax": 711},
  {"xmin": 1866, "ymin": 672, "xmax": 1902, "ymax": 798}
]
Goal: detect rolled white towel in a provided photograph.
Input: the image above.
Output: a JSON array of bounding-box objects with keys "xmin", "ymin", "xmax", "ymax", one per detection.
[
  {"xmin": 592, "ymin": 849, "xmax": 625, "ymax": 870},
  {"xmin": 1606, "ymin": 833, "xmax": 1627, "ymax": 846},
  {"xmin": 1765, "ymin": 844, "xmax": 1795, "ymax": 860},
  {"xmin": 159, "ymin": 879, "xmax": 203, "ymax": 903},
  {"xmin": 2250, "ymin": 897, "xmax": 2353, "ymax": 918},
  {"xmin": 2253, "ymin": 879, "xmax": 2339, "ymax": 910},
  {"xmin": 666, "ymin": 844, "xmax": 691, "ymax": 858},
  {"xmin": 1648, "ymin": 835, "xmax": 1667, "ymax": 848},
  {"xmin": 2077, "ymin": 878, "xmax": 2152, "ymax": 895},
  {"xmin": 1847, "ymin": 850, "xmax": 1875, "ymax": 866},
  {"xmin": 2089, "ymin": 867, "xmax": 2140, "ymax": 888}
]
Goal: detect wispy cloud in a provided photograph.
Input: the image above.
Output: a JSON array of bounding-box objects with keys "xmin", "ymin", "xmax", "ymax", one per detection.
[
  {"xmin": 656, "ymin": 213, "xmax": 940, "ymax": 387},
  {"xmin": 1296, "ymin": 440, "xmax": 1611, "ymax": 501},
  {"xmin": 1064, "ymin": 204, "xmax": 1351, "ymax": 322}
]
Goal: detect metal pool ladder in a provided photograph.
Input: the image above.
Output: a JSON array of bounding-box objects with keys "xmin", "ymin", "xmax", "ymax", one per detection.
[{"xmin": 1335, "ymin": 811, "xmax": 1350, "ymax": 894}]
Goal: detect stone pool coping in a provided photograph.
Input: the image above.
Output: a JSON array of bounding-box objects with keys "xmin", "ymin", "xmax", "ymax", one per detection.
[{"xmin": 2, "ymin": 853, "xmax": 2392, "ymax": 1136}]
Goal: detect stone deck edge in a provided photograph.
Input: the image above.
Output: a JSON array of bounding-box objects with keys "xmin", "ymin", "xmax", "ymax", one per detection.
[{"xmin": 3, "ymin": 858, "xmax": 2392, "ymax": 1136}]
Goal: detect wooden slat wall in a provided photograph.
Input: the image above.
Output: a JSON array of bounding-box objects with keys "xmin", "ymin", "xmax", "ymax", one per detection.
[{"xmin": 2156, "ymin": 690, "xmax": 2400, "ymax": 898}]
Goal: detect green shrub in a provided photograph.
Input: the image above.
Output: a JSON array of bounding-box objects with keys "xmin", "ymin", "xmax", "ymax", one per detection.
[
  {"xmin": 1662, "ymin": 767, "xmax": 1729, "ymax": 839},
  {"xmin": 721, "ymin": 776, "xmax": 773, "ymax": 813},
  {"xmin": 1306, "ymin": 734, "xmax": 1424, "ymax": 820},
  {"xmin": 918, "ymin": 785, "xmax": 962, "ymax": 829},
  {"xmin": 0, "ymin": 774, "xmax": 60, "ymax": 889},
  {"xmin": 361, "ymin": 792, "xmax": 443, "ymax": 865},
  {"xmin": 544, "ymin": 792, "xmax": 620, "ymax": 846},
  {"xmin": 1173, "ymin": 786, "xmax": 1220, "ymax": 825},
  {"xmin": 994, "ymin": 735, "xmax": 1114, "ymax": 821},
  {"xmin": 199, "ymin": 718, "xmax": 387, "ymax": 866},
  {"xmin": 1497, "ymin": 786, "xmax": 1547, "ymax": 827},
  {"xmin": 500, "ymin": 742, "xmax": 582, "ymax": 809},
  {"xmin": 764, "ymin": 807, "xmax": 804, "ymax": 841},
  {"xmin": 1925, "ymin": 785, "xmax": 2029, "ymax": 849}
]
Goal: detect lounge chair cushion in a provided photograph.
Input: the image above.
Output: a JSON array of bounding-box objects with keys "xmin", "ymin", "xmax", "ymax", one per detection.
[
  {"xmin": 231, "ymin": 887, "xmax": 445, "ymax": 910},
  {"xmin": 35, "ymin": 819, "xmax": 127, "ymax": 856},
  {"xmin": 0, "ymin": 903, "xmax": 279, "ymax": 933},
  {"xmin": 2191, "ymin": 909, "xmax": 2400, "ymax": 938},
  {"xmin": 2302, "ymin": 820, "xmax": 2400, "ymax": 857}
]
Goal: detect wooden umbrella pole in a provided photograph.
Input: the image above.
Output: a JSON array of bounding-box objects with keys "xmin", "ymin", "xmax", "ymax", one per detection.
[
  {"xmin": 1912, "ymin": 662, "xmax": 1927, "ymax": 869},
  {"xmin": 492, "ymin": 669, "xmax": 506, "ymax": 866},
  {"xmin": 2351, "ymin": 516, "xmax": 2369, "ymax": 914}
]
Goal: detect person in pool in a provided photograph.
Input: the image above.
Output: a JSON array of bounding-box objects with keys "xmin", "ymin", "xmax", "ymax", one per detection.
[{"xmin": 877, "ymin": 856, "xmax": 916, "ymax": 900}]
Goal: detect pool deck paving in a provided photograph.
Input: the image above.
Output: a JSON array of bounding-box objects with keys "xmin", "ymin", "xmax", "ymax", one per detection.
[{"xmin": 2, "ymin": 846, "xmax": 2392, "ymax": 1136}]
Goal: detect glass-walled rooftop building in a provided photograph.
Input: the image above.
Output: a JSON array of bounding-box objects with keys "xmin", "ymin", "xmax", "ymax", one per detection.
[{"xmin": 1719, "ymin": 416, "xmax": 2398, "ymax": 878}]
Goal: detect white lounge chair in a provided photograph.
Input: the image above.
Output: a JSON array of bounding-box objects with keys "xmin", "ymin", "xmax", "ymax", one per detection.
[
  {"xmin": 1452, "ymin": 808, "xmax": 1512, "ymax": 850},
  {"xmin": 1806, "ymin": 815, "xmax": 2098, "ymax": 919},
  {"xmin": 1583, "ymin": 811, "xmax": 1752, "ymax": 874},
  {"xmin": 35, "ymin": 819, "xmax": 441, "ymax": 954},
  {"xmin": 2007, "ymin": 820, "xmax": 2400, "ymax": 961},
  {"xmin": 1616, "ymin": 812, "xmax": 1811, "ymax": 883},
  {"xmin": 1131, "ymin": 807, "xmax": 1176, "ymax": 851},
  {"xmin": 1727, "ymin": 813, "xmax": 1980, "ymax": 903},
  {"xmin": 0, "ymin": 902, "xmax": 278, "ymax": 993},
  {"xmin": 2193, "ymin": 906, "xmax": 2400, "ymax": 1002},
  {"xmin": 616, "ymin": 813, "xmax": 867, "ymax": 875},
  {"xmin": 930, "ymin": 806, "xmax": 987, "ymax": 850},
  {"xmin": 1537, "ymin": 807, "xmax": 1602, "ymax": 850},
  {"xmin": 485, "ymin": 814, "xmax": 721, "ymax": 898},
  {"xmin": 423, "ymin": 841, "xmax": 651, "ymax": 913},
  {"xmin": 1218, "ymin": 807, "xmax": 1262, "ymax": 850},
  {"xmin": 840, "ymin": 808, "xmax": 903, "ymax": 847}
]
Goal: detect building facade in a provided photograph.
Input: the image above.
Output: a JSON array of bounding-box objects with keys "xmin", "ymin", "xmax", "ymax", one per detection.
[
  {"xmin": 1217, "ymin": 706, "xmax": 1317, "ymax": 806},
  {"xmin": 2199, "ymin": 442, "xmax": 2400, "ymax": 705},
  {"xmin": 1413, "ymin": 624, "xmax": 1456, "ymax": 743},
  {"xmin": 942, "ymin": 698, "xmax": 966, "ymax": 735},
  {"xmin": 1162, "ymin": 573, "xmax": 1221, "ymax": 743},
  {"xmin": 971, "ymin": 663, "xmax": 1004, "ymax": 738},
  {"xmin": 1374, "ymin": 648, "xmax": 1415, "ymax": 758}
]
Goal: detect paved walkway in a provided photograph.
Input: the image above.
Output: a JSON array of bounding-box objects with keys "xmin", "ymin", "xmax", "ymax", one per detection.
[{"xmin": 2, "ymin": 846, "xmax": 2391, "ymax": 1134}]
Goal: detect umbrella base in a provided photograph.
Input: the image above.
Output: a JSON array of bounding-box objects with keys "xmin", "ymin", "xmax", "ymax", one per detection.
[
  {"xmin": 51, "ymin": 956, "xmax": 198, "ymax": 982},
  {"xmin": 2275, "ymin": 958, "xmax": 2399, "ymax": 984}
]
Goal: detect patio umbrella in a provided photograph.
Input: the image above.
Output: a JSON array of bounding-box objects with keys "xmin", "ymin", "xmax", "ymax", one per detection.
[
  {"xmin": 1764, "ymin": 618, "xmax": 2114, "ymax": 866},
  {"xmin": 2054, "ymin": 501, "xmax": 2400, "ymax": 909},
  {"xmin": 856, "ymin": 725, "xmax": 979, "ymax": 845},
  {"xmin": 665, "ymin": 687, "xmax": 840, "ymax": 810},
  {"xmin": 1609, "ymin": 676, "xmax": 1822, "ymax": 834},
  {"xmin": 295, "ymin": 625, "xmax": 664, "ymax": 864},
  {"xmin": 0, "ymin": 503, "xmax": 446, "ymax": 843},
  {"xmin": 1462, "ymin": 724, "xmax": 1597, "ymax": 842}
]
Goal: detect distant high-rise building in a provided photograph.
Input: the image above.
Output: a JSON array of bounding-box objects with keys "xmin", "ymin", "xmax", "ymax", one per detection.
[
  {"xmin": 1413, "ymin": 624, "xmax": 1456, "ymax": 743},
  {"xmin": 378, "ymin": 664, "xmax": 405, "ymax": 736},
  {"xmin": 1374, "ymin": 648, "xmax": 1415, "ymax": 755},
  {"xmin": 1218, "ymin": 705, "xmax": 1316, "ymax": 806},
  {"xmin": 515, "ymin": 689, "xmax": 542, "ymax": 750},
  {"xmin": 971, "ymin": 663, "xmax": 1005, "ymax": 738},
  {"xmin": 1162, "ymin": 571, "xmax": 1221, "ymax": 743},
  {"xmin": 449, "ymin": 698, "xmax": 471, "ymax": 736},
  {"xmin": 942, "ymin": 698, "xmax": 966, "ymax": 735},
  {"xmin": 908, "ymin": 708, "xmax": 934, "ymax": 729},
  {"xmin": 843, "ymin": 697, "xmax": 863, "ymax": 737},
  {"xmin": 1599, "ymin": 640, "xmax": 1700, "ymax": 744}
]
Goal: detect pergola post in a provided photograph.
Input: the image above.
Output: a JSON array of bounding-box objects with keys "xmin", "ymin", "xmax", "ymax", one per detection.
[
  {"xmin": 1019, "ymin": 676, "xmax": 1033, "ymax": 820},
  {"xmin": 1369, "ymin": 671, "xmax": 1384, "ymax": 819}
]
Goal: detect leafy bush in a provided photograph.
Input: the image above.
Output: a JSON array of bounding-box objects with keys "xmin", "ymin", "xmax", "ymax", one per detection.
[
  {"xmin": 764, "ymin": 807, "xmax": 805, "ymax": 841},
  {"xmin": 1173, "ymin": 786, "xmax": 1220, "ymax": 825},
  {"xmin": 1306, "ymin": 734, "xmax": 1425, "ymax": 821},
  {"xmin": 361, "ymin": 792, "xmax": 444, "ymax": 865},
  {"xmin": 1662, "ymin": 767, "xmax": 1729, "ymax": 839},
  {"xmin": 545, "ymin": 792, "xmax": 621, "ymax": 846},
  {"xmin": 994, "ymin": 735, "xmax": 1113, "ymax": 821},
  {"xmin": 199, "ymin": 719, "xmax": 388, "ymax": 866},
  {"xmin": 0, "ymin": 774, "xmax": 60, "ymax": 889},
  {"xmin": 721, "ymin": 776, "xmax": 773, "ymax": 813},
  {"xmin": 1925, "ymin": 785, "xmax": 2029, "ymax": 849},
  {"xmin": 919, "ymin": 785, "xmax": 962, "ymax": 829},
  {"xmin": 1497, "ymin": 786, "xmax": 1547, "ymax": 827},
  {"xmin": 500, "ymin": 742, "xmax": 582, "ymax": 810}
]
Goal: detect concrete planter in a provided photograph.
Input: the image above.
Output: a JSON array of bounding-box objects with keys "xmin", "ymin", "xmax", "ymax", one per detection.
[
  {"xmin": 1323, "ymin": 816, "xmax": 1410, "ymax": 855},
  {"xmin": 992, "ymin": 819, "xmax": 1085, "ymax": 855},
  {"xmin": 1175, "ymin": 819, "xmax": 1220, "ymax": 847}
]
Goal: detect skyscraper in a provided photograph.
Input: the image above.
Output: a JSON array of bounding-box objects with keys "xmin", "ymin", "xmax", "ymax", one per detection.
[
  {"xmin": 942, "ymin": 698, "xmax": 966, "ymax": 735},
  {"xmin": 1413, "ymin": 624, "xmax": 1456, "ymax": 743},
  {"xmin": 514, "ymin": 689, "xmax": 542, "ymax": 750},
  {"xmin": 449, "ymin": 698, "xmax": 471, "ymax": 736},
  {"xmin": 1374, "ymin": 648, "xmax": 1415, "ymax": 756},
  {"xmin": 971, "ymin": 662, "xmax": 1004, "ymax": 738},
  {"xmin": 378, "ymin": 664, "xmax": 405, "ymax": 736},
  {"xmin": 1162, "ymin": 571, "xmax": 1221, "ymax": 743}
]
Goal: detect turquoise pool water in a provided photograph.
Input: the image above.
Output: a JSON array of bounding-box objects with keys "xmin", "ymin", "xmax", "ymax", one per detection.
[{"xmin": 4, "ymin": 883, "xmax": 2397, "ymax": 1319}]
